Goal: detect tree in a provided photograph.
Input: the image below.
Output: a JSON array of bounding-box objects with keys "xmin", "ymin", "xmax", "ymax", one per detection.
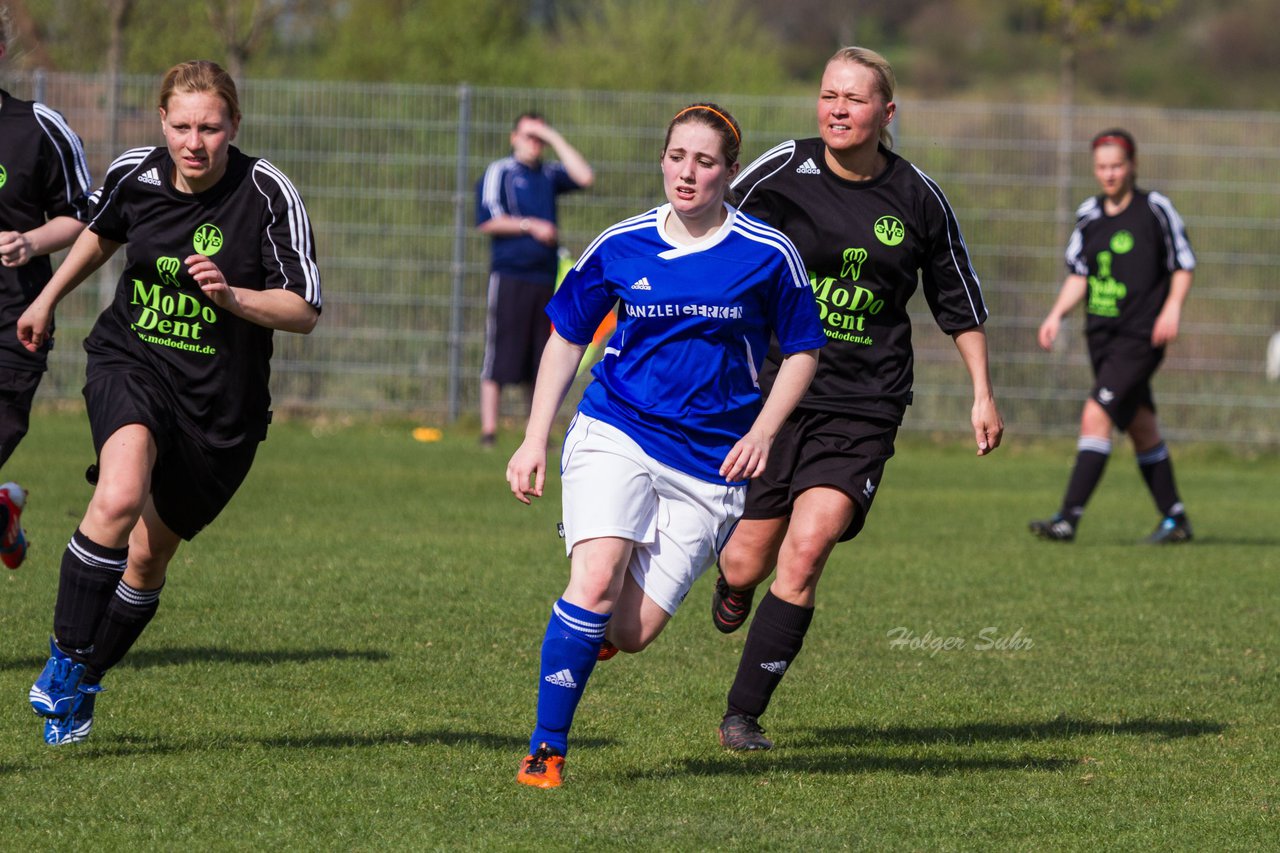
[{"xmin": 1028, "ymin": 0, "xmax": 1175, "ymax": 237}]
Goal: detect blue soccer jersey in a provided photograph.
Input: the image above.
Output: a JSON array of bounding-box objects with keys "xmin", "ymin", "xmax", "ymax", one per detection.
[{"xmin": 548, "ymin": 203, "xmax": 825, "ymax": 484}]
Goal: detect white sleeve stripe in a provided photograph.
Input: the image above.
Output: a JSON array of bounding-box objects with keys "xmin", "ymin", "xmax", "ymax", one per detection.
[
  {"xmin": 252, "ymin": 160, "xmax": 322, "ymax": 307},
  {"xmin": 1065, "ymin": 201, "xmax": 1103, "ymax": 274},
  {"xmin": 730, "ymin": 219, "xmax": 808, "ymax": 287},
  {"xmin": 480, "ymin": 158, "xmax": 515, "ymax": 219},
  {"xmin": 910, "ymin": 164, "xmax": 986, "ymax": 323},
  {"xmin": 1146, "ymin": 191, "xmax": 1196, "ymax": 271},
  {"xmin": 731, "ymin": 140, "xmax": 796, "ymax": 207},
  {"xmin": 573, "ymin": 210, "xmax": 661, "ymax": 270},
  {"xmin": 87, "ymin": 149, "xmax": 156, "ymax": 224},
  {"xmin": 33, "ymin": 103, "xmax": 92, "ymax": 205}
]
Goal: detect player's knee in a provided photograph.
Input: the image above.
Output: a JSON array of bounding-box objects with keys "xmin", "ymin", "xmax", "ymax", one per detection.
[
  {"xmin": 85, "ymin": 482, "xmax": 147, "ymax": 534},
  {"xmin": 720, "ymin": 539, "xmax": 770, "ymax": 588}
]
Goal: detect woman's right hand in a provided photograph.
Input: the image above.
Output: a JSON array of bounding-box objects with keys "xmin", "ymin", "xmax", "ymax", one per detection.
[
  {"xmin": 1037, "ymin": 314, "xmax": 1060, "ymax": 351},
  {"xmin": 16, "ymin": 300, "xmax": 53, "ymax": 352},
  {"xmin": 506, "ymin": 438, "xmax": 548, "ymax": 505}
]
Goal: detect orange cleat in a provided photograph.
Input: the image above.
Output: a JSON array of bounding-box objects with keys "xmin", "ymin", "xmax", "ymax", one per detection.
[
  {"xmin": 517, "ymin": 743, "xmax": 565, "ymax": 789},
  {"xmin": 597, "ymin": 640, "xmax": 619, "ymax": 661}
]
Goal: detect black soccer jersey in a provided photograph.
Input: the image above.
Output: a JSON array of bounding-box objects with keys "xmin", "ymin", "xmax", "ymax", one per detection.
[
  {"xmin": 1065, "ymin": 188, "xmax": 1194, "ymax": 341},
  {"xmin": 733, "ymin": 138, "xmax": 986, "ymax": 424},
  {"xmin": 85, "ymin": 145, "xmax": 321, "ymax": 447},
  {"xmin": 0, "ymin": 90, "xmax": 92, "ymax": 371}
]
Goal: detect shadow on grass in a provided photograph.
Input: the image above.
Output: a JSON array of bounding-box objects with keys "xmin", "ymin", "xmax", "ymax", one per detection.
[
  {"xmin": 0, "ymin": 646, "xmax": 391, "ymax": 673},
  {"xmin": 805, "ymin": 716, "xmax": 1226, "ymax": 746},
  {"xmin": 645, "ymin": 752, "xmax": 1075, "ymax": 778},
  {"xmin": 0, "ymin": 731, "xmax": 615, "ymax": 772},
  {"xmin": 257, "ymin": 731, "xmax": 615, "ymax": 751}
]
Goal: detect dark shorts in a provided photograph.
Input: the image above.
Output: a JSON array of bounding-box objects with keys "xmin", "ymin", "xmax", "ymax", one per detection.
[
  {"xmin": 481, "ymin": 272, "xmax": 553, "ymax": 386},
  {"xmin": 742, "ymin": 409, "xmax": 898, "ymax": 543},
  {"xmin": 0, "ymin": 367, "xmax": 43, "ymax": 468},
  {"xmin": 1087, "ymin": 333, "xmax": 1164, "ymax": 430},
  {"xmin": 84, "ymin": 370, "xmax": 259, "ymax": 541}
]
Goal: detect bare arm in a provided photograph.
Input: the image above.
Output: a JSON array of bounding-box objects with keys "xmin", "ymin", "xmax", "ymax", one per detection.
[
  {"xmin": 719, "ymin": 349, "xmax": 820, "ymax": 481},
  {"xmin": 533, "ymin": 124, "xmax": 595, "ymax": 189},
  {"xmin": 18, "ymin": 228, "xmax": 121, "ymax": 351},
  {"xmin": 506, "ymin": 331, "xmax": 589, "ymax": 504},
  {"xmin": 952, "ymin": 326, "xmax": 1003, "ymax": 456},
  {"xmin": 0, "ymin": 216, "xmax": 88, "ymax": 268},
  {"xmin": 185, "ymin": 254, "xmax": 319, "ymax": 334},
  {"xmin": 1037, "ymin": 273, "xmax": 1088, "ymax": 351},
  {"xmin": 1151, "ymin": 268, "xmax": 1192, "ymax": 347}
]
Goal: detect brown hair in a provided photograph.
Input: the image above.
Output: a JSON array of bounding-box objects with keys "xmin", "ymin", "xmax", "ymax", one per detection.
[
  {"xmin": 158, "ymin": 60, "xmax": 241, "ymax": 123},
  {"xmin": 826, "ymin": 46, "xmax": 896, "ymax": 149},
  {"xmin": 663, "ymin": 102, "xmax": 742, "ymax": 168}
]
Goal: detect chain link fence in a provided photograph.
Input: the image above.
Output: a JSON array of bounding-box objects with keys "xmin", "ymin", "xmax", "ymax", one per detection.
[{"xmin": 6, "ymin": 72, "xmax": 1279, "ymax": 444}]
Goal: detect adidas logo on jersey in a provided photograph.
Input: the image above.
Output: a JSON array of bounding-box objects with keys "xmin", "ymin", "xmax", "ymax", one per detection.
[
  {"xmin": 631, "ymin": 277, "xmax": 652, "ymax": 290},
  {"xmin": 795, "ymin": 158, "xmax": 821, "ymax": 175},
  {"xmin": 544, "ymin": 668, "xmax": 578, "ymax": 689},
  {"xmin": 137, "ymin": 167, "xmax": 162, "ymax": 186},
  {"xmin": 760, "ymin": 660, "xmax": 789, "ymax": 674}
]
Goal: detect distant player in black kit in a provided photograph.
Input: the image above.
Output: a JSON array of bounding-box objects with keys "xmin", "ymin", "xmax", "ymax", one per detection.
[
  {"xmin": 0, "ymin": 10, "xmax": 93, "ymax": 568},
  {"xmin": 20, "ymin": 60, "xmax": 322, "ymax": 745},
  {"xmin": 1030, "ymin": 128, "xmax": 1195, "ymax": 544},
  {"xmin": 709, "ymin": 46, "xmax": 1003, "ymax": 750}
]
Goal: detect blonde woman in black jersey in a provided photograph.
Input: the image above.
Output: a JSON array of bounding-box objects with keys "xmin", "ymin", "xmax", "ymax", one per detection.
[
  {"xmin": 709, "ymin": 46, "xmax": 1003, "ymax": 750},
  {"xmin": 20, "ymin": 60, "xmax": 321, "ymax": 745}
]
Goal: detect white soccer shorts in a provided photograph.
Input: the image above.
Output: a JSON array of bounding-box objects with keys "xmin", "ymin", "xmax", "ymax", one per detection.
[{"xmin": 560, "ymin": 414, "xmax": 745, "ymax": 615}]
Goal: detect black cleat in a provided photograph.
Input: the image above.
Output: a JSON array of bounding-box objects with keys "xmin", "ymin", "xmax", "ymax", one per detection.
[
  {"xmin": 1145, "ymin": 515, "xmax": 1193, "ymax": 544},
  {"xmin": 711, "ymin": 572, "xmax": 755, "ymax": 634},
  {"xmin": 719, "ymin": 713, "xmax": 773, "ymax": 751},
  {"xmin": 1029, "ymin": 515, "xmax": 1076, "ymax": 542}
]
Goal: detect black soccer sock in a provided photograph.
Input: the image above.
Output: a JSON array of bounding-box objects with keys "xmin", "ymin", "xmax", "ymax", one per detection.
[
  {"xmin": 85, "ymin": 580, "xmax": 163, "ymax": 685},
  {"xmin": 725, "ymin": 590, "xmax": 814, "ymax": 720},
  {"xmin": 52, "ymin": 529, "xmax": 128, "ymax": 662},
  {"xmin": 1136, "ymin": 442, "xmax": 1184, "ymax": 518},
  {"xmin": 1058, "ymin": 437, "xmax": 1112, "ymax": 524}
]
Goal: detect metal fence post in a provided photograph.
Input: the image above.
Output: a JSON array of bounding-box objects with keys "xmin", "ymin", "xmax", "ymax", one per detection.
[{"xmin": 447, "ymin": 83, "xmax": 472, "ymax": 422}]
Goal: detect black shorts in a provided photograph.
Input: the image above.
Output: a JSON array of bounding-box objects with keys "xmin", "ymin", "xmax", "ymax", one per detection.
[
  {"xmin": 481, "ymin": 272, "xmax": 553, "ymax": 385},
  {"xmin": 1087, "ymin": 333, "xmax": 1163, "ymax": 430},
  {"xmin": 742, "ymin": 409, "xmax": 898, "ymax": 543},
  {"xmin": 0, "ymin": 366, "xmax": 43, "ymax": 468},
  {"xmin": 84, "ymin": 370, "xmax": 259, "ymax": 541}
]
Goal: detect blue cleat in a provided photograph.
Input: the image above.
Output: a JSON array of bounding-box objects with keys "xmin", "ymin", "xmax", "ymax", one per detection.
[
  {"xmin": 43, "ymin": 684, "xmax": 102, "ymax": 746},
  {"xmin": 29, "ymin": 639, "xmax": 86, "ymax": 718}
]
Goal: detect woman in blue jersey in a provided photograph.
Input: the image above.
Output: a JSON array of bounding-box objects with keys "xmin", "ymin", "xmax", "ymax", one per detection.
[
  {"xmin": 505, "ymin": 103, "xmax": 824, "ymax": 788},
  {"xmin": 20, "ymin": 60, "xmax": 321, "ymax": 746},
  {"xmin": 1030, "ymin": 128, "xmax": 1195, "ymax": 543}
]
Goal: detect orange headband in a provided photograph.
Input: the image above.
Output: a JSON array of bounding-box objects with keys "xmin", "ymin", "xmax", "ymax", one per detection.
[{"xmin": 673, "ymin": 105, "xmax": 740, "ymax": 144}]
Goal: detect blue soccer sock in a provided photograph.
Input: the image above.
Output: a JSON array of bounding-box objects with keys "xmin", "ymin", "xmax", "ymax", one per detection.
[{"xmin": 529, "ymin": 598, "xmax": 610, "ymax": 756}]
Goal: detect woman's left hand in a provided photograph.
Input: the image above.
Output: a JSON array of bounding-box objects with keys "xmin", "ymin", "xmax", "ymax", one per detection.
[{"xmin": 186, "ymin": 254, "xmax": 238, "ymax": 310}]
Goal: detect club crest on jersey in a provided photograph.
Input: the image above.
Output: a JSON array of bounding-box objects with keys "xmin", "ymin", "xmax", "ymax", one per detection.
[
  {"xmin": 0, "ymin": 164, "xmax": 7, "ymax": 189},
  {"xmin": 193, "ymin": 224, "xmax": 224, "ymax": 256},
  {"xmin": 1109, "ymin": 230, "xmax": 1134, "ymax": 254},
  {"xmin": 156, "ymin": 256, "xmax": 181, "ymax": 288},
  {"xmin": 874, "ymin": 215, "xmax": 905, "ymax": 247}
]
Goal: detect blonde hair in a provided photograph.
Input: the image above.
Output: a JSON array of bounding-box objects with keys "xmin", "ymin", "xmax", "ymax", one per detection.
[
  {"xmin": 827, "ymin": 46, "xmax": 896, "ymax": 149},
  {"xmin": 158, "ymin": 60, "xmax": 241, "ymax": 123}
]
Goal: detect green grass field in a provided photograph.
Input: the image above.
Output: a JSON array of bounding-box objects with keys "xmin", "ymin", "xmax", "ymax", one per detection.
[{"xmin": 2, "ymin": 409, "xmax": 1277, "ymax": 850}]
